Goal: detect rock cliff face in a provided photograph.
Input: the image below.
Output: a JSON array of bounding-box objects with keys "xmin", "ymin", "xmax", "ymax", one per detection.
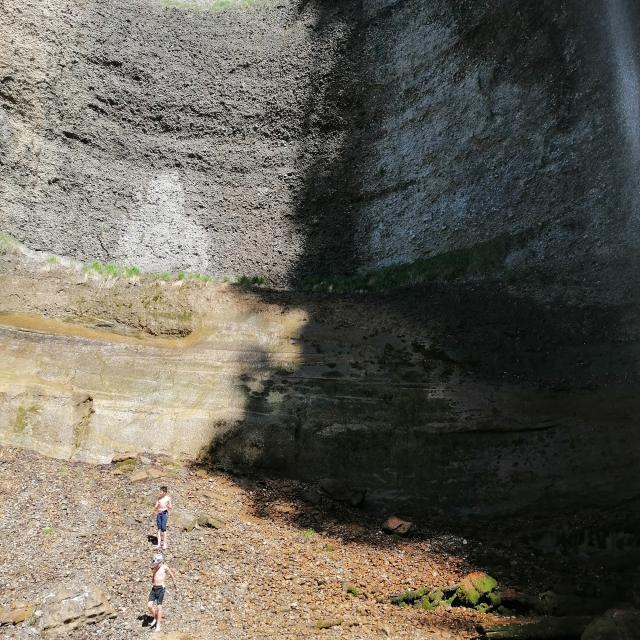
[
  {"xmin": 1, "ymin": 254, "xmax": 638, "ymax": 520},
  {"xmin": 3, "ymin": 0, "xmax": 639, "ymax": 297},
  {"xmin": 1, "ymin": 0, "xmax": 640, "ymax": 524}
]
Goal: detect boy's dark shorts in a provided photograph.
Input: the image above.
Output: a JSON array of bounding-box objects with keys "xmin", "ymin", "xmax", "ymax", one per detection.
[
  {"xmin": 149, "ymin": 585, "xmax": 166, "ymax": 605},
  {"xmin": 156, "ymin": 510, "xmax": 168, "ymax": 532}
]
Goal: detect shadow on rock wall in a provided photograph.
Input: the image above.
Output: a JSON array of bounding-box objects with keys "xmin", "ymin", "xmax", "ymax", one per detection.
[
  {"xmin": 199, "ymin": 0, "xmax": 640, "ymax": 534},
  {"xmin": 203, "ymin": 282, "xmax": 640, "ymax": 524},
  {"xmin": 288, "ymin": 0, "xmax": 365, "ymax": 282}
]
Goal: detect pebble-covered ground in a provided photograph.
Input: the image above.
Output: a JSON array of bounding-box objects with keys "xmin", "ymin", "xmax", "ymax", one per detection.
[{"xmin": 0, "ymin": 448, "xmax": 600, "ymax": 639}]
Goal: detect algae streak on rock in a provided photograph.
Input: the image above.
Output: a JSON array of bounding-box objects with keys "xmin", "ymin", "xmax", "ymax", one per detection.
[{"xmin": 0, "ymin": 306, "xmax": 305, "ymax": 464}]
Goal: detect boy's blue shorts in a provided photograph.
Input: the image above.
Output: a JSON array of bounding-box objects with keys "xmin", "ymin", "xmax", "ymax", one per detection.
[{"xmin": 156, "ymin": 510, "xmax": 168, "ymax": 532}]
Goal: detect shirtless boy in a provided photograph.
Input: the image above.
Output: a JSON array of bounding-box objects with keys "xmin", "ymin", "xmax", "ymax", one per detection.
[
  {"xmin": 154, "ymin": 485, "xmax": 173, "ymax": 550},
  {"xmin": 147, "ymin": 553, "xmax": 177, "ymax": 633}
]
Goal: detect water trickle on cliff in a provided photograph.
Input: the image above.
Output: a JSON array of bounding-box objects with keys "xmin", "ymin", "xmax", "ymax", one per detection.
[{"xmin": 607, "ymin": 0, "xmax": 640, "ymax": 201}]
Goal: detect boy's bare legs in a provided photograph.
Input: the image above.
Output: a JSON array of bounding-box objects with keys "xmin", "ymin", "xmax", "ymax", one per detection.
[
  {"xmin": 156, "ymin": 529, "xmax": 162, "ymax": 549},
  {"xmin": 162, "ymin": 530, "xmax": 168, "ymax": 550},
  {"xmin": 154, "ymin": 604, "xmax": 163, "ymax": 632},
  {"xmin": 147, "ymin": 601, "xmax": 156, "ymax": 627}
]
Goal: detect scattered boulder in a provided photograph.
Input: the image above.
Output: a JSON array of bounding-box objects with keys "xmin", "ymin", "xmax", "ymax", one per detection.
[
  {"xmin": 390, "ymin": 572, "xmax": 500, "ymax": 613},
  {"xmin": 196, "ymin": 513, "xmax": 224, "ymax": 529},
  {"xmin": 0, "ymin": 602, "xmax": 35, "ymax": 625},
  {"xmin": 146, "ymin": 466, "xmax": 166, "ymax": 479},
  {"xmin": 456, "ymin": 571, "xmax": 498, "ymax": 608},
  {"xmin": 319, "ymin": 478, "xmax": 366, "ymax": 507},
  {"xmin": 172, "ymin": 508, "xmax": 198, "ymax": 532},
  {"xmin": 130, "ymin": 469, "xmax": 148, "ymax": 482},
  {"xmin": 581, "ymin": 609, "xmax": 640, "ymax": 640},
  {"xmin": 37, "ymin": 583, "xmax": 116, "ymax": 635},
  {"xmin": 300, "ymin": 486, "xmax": 323, "ymax": 506},
  {"xmin": 382, "ymin": 515, "xmax": 413, "ymax": 536},
  {"xmin": 111, "ymin": 452, "xmax": 137, "ymax": 464}
]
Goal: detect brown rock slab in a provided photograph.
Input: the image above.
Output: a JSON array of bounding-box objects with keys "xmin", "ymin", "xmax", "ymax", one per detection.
[
  {"xmin": 130, "ymin": 469, "xmax": 148, "ymax": 482},
  {"xmin": 146, "ymin": 466, "xmax": 166, "ymax": 479},
  {"xmin": 172, "ymin": 508, "xmax": 198, "ymax": 531},
  {"xmin": 0, "ymin": 604, "xmax": 35, "ymax": 625},
  {"xmin": 37, "ymin": 583, "xmax": 116, "ymax": 635},
  {"xmin": 196, "ymin": 513, "xmax": 224, "ymax": 529},
  {"xmin": 111, "ymin": 452, "xmax": 137, "ymax": 463}
]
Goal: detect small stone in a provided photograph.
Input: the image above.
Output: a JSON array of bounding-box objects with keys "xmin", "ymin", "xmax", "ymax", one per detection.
[
  {"xmin": 146, "ymin": 466, "xmax": 166, "ymax": 479},
  {"xmin": 382, "ymin": 516, "xmax": 413, "ymax": 536},
  {"xmin": 139, "ymin": 456, "xmax": 152, "ymax": 465},
  {"xmin": 130, "ymin": 470, "xmax": 148, "ymax": 482},
  {"xmin": 195, "ymin": 469, "xmax": 208, "ymax": 479},
  {"xmin": 316, "ymin": 618, "xmax": 343, "ymax": 629}
]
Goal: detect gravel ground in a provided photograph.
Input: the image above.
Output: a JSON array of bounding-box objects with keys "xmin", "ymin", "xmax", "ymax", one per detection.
[{"xmin": 0, "ymin": 447, "xmax": 601, "ymax": 639}]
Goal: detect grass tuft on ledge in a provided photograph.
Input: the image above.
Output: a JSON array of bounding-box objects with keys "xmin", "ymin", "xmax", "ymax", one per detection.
[
  {"xmin": 0, "ymin": 232, "xmax": 21, "ymax": 255},
  {"xmin": 302, "ymin": 233, "xmax": 520, "ymax": 293}
]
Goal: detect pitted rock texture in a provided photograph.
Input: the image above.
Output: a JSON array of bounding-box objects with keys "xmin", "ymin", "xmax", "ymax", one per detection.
[
  {"xmin": 2, "ymin": 0, "xmax": 640, "ymax": 301},
  {"xmin": 0, "ymin": 0, "xmax": 359, "ymax": 281}
]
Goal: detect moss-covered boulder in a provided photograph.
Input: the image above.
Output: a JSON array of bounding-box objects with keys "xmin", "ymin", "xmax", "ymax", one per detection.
[
  {"xmin": 390, "ymin": 572, "xmax": 501, "ymax": 614},
  {"xmin": 389, "ymin": 586, "xmax": 430, "ymax": 606},
  {"xmin": 455, "ymin": 572, "xmax": 499, "ymax": 609}
]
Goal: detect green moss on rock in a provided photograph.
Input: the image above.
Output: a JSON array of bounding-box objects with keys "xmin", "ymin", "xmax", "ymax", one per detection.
[
  {"xmin": 389, "ymin": 586, "xmax": 430, "ymax": 605},
  {"xmin": 302, "ymin": 229, "xmax": 537, "ymax": 293},
  {"xmin": 471, "ymin": 572, "xmax": 498, "ymax": 595},
  {"xmin": 456, "ymin": 581, "xmax": 481, "ymax": 607},
  {"xmin": 14, "ymin": 404, "xmax": 41, "ymax": 434},
  {"xmin": 455, "ymin": 572, "xmax": 499, "ymax": 609}
]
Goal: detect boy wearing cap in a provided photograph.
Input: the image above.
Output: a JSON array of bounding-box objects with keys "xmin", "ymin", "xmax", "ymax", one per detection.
[{"xmin": 147, "ymin": 553, "xmax": 177, "ymax": 633}]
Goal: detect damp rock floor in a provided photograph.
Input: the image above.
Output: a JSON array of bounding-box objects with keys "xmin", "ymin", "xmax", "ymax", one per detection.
[{"xmin": 0, "ymin": 448, "xmax": 597, "ymax": 639}]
